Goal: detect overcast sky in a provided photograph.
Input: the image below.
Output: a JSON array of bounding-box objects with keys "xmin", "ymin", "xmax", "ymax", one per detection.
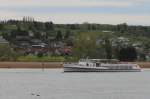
[{"xmin": 0, "ymin": 0, "xmax": 150, "ymax": 25}]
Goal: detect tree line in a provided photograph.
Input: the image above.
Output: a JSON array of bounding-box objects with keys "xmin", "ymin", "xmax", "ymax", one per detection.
[{"xmin": 0, "ymin": 17, "xmax": 149, "ymax": 61}]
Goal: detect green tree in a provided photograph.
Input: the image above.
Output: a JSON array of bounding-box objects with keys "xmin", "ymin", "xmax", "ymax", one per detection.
[
  {"xmin": 33, "ymin": 21, "xmax": 45, "ymax": 31},
  {"xmin": 0, "ymin": 44, "xmax": 18, "ymax": 61},
  {"xmin": 100, "ymin": 32, "xmax": 114, "ymax": 59},
  {"xmin": 117, "ymin": 23, "xmax": 128, "ymax": 33},
  {"xmin": 104, "ymin": 39, "xmax": 112, "ymax": 59},
  {"xmin": 2, "ymin": 32, "xmax": 10, "ymax": 40},
  {"xmin": 118, "ymin": 46, "xmax": 137, "ymax": 62},
  {"xmin": 73, "ymin": 32, "xmax": 105, "ymax": 58},
  {"xmin": 45, "ymin": 22, "xmax": 54, "ymax": 30},
  {"xmin": 0, "ymin": 24, "xmax": 4, "ymax": 30},
  {"xmin": 64, "ymin": 30, "xmax": 71, "ymax": 39},
  {"xmin": 56, "ymin": 30, "xmax": 63, "ymax": 41}
]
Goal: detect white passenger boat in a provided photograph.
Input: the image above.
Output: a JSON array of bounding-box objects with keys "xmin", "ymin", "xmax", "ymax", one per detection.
[{"xmin": 63, "ymin": 59, "xmax": 141, "ymax": 72}]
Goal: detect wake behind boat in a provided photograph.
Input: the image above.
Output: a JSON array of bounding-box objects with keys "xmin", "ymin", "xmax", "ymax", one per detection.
[{"xmin": 63, "ymin": 59, "xmax": 141, "ymax": 72}]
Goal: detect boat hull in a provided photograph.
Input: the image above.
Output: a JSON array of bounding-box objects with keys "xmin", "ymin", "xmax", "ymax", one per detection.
[{"xmin": 63, "ymin": 64, "xmax": 141, "ymax": 72}]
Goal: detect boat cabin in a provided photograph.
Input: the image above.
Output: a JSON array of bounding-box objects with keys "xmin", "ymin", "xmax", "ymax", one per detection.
[{"xmin": 78, "ymin": 59, "xmax": 119, "ymax": 67}]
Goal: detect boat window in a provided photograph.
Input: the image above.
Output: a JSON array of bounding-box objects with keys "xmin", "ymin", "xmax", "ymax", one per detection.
[
  {"xmin": 96, "ymin": 63, "xmax": 100, "ymax": 67},
  {"xmin": 86, "ymin": 63, "xmax": 89, "ymax": 66}
]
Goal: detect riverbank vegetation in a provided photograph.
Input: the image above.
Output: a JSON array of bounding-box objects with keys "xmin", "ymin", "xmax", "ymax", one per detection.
[
  {"xmin": 0, "ymin": 17, "xmax": 150, "ymax": 62},
  {"xmin": 17, "ymin": 55, "xmax": 78, "ymax": 62}
]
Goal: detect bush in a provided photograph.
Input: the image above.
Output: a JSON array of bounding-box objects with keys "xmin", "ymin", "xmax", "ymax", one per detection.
[
  {"xmin": 0, "ymin": 44, "xmax": 18, "ymax": 61},
  {"xmin": 17, "ymin": 55, "xmax": 79, "ymax": 62},
  {"xmin": 118, "ymin": 46, "xmax": 137, "ymax": 62},
  {"xmin": 37, "ymin": 52, "xmax": 44, "ymax": 58},
  {"xmin": 17, "ymin": 55, "xmax": 66, "ymax": 62}
]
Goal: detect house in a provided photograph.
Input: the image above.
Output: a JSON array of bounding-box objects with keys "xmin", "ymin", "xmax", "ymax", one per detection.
[
  {"xmin": 0, "ymin": 36, "xmax": 9, "ymax": 44},
  {"xmin": 112, "ymin": 37, "xmax": 130, "ymax": 47},
  {"xmin": 63, "ymin": 46, "xmax": 72, "ymax": 55}
]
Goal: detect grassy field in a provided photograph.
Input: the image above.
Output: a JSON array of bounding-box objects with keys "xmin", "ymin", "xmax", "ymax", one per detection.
[
  {"xmin": 17, "ymin": 55, "xmax": 66, "ymax": 62},
  {"xmin": 17, "ymin": 55, "xmax": 78, "ymax": 62},
  {"xmin": 0, "ymin": 62, "xmax": 63, "ymax": 68}
]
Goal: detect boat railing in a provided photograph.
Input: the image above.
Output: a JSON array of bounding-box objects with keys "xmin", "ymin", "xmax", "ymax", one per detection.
[{"xmin": 64, "ymin": 62, "xmax": 77, "ymax": 64}]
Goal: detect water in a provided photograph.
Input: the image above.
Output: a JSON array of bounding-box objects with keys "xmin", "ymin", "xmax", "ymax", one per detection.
[{"xmin": 0, "ymin": 69, "xmax": 150, "ymax": 99}]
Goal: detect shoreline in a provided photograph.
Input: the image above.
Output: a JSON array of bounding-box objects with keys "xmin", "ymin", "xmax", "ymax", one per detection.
[
  {"xmin": 134, "ymin": 62, "xmax": 150, "ymax": 68},
  {"xmin": 0, "ymin": 62, "xmax": 63, "ymax": 68},
  {"xmin": 0, "ymin": 62, "xmax": 149, "ymax": 68}
]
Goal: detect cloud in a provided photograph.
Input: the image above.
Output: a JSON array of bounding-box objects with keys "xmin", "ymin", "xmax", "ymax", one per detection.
[
  {"xmin": 0, "ymin": 6, "xmax": 149, "ymax": 15},
  {"xmin": 0, "ymin": 9, "xmax": 150, "ymax": 25},
  {"xmin": 0, "ymin": 0, "xmax": 149, "ymax": 25},
  {"xmin": 0, "ymin": 0, "xmax": 141, "ymax": 7},
  {"xmin": 34, "ymin": 13, "xmax": 150, "ymax": 25}
]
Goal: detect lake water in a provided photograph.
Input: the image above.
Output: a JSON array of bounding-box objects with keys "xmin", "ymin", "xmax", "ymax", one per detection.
[{"xmin": 0, "ymin": 69, "xmax": 150, "ymax": 99}]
